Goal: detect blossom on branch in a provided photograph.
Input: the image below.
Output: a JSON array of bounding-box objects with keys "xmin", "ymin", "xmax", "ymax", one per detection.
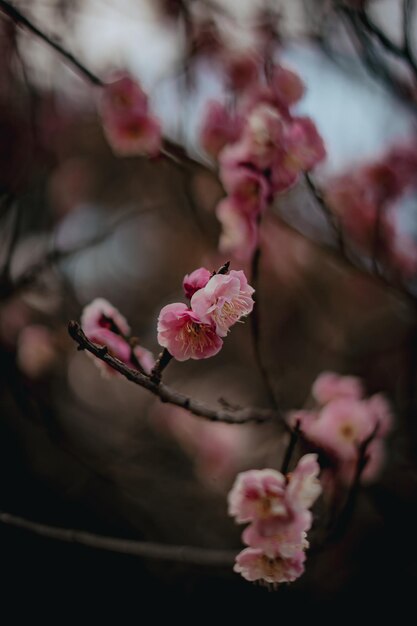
[
  {"xmin": 292, "ymin": 372, "xmax": 394, "ymax": 485},
  {"xmin": 191, "ymin": 269, "xmax": 254, "ymax": 337},
  {"xmin": 157, "ymin": 266, "xmax": 254, "ymax": 360},
  {"xmin": 81, "ymin": 298, "xmax": 154, "ymax": 376},
  {"xmin": 228, "ymin": 454, "xmax": 321, "ymax": 585}
]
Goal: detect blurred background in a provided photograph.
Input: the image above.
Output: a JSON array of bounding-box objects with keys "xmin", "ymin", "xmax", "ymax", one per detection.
[{"xmin": 1, "ymin": 0, "xmax": 417, "ymax": 612}]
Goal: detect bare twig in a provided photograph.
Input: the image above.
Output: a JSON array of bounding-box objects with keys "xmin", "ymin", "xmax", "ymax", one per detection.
[
  {"xmin": 327, "ymin": 423, "xmax": 379, "ymax": 542},
  {"xmin": 280, "ymin": 420, "xmax": 301, "ymax": 475},
  {"xmin": 0, "ymin": 511, "xmax": 236, "ymax": 566},
  {"xmin": 150, "ymin": 348, "xmax": 173, "ymax": 383},
  {"xmin": 250, "ymin": 239, "xmax": 279, "ymax": 408},
  {"xmin": 305, "ymin": 172, "xmax": 345, "ymax": 254},
  {"xmin": 0, "ymin": 208, "xmax": 149, "ymax": 300},
  {"xmin": 0, "ymin": 0, "xmax": 103, "ymax": 86},
  {"xmin": 68, "ymin": 321, "xmax": 284, "ymax": 426}
]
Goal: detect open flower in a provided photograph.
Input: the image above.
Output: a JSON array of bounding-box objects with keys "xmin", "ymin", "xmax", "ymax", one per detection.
[
  {"xmin": 157, "ymin": 303, "xmax": 223, "ymax": 361},
  {"xmin": 234, "ymin": 547, "xmax": 306, "ymax": 584},
  {"xmin": 81, "ymin": 297, "xmax": 130, "ymax": 337},
  {"xmin": 228, "ymin": 468, "xmax": 287, "ymax": 523},
  {"xmin": 191, "ymin": 269, "xmax": 254, "ymax": 337},
  {"xmin": 229, "ymin": 454, "xmax": 321, "ymax": 584}
]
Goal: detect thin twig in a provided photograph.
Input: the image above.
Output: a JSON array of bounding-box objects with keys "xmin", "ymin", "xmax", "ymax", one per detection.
[
  {"xmin": 327, "ymin": 423, "xmax": 379, "ymax": 542},
  {"xmin": 0, "ymin": 511, "xmax": 236, "ymax": 566},
  {"xmin": 68, "ymin": 321, "xmax": 284, "ymax": 427},
  {"xmin": 305, "ymin": 172, "xmax": 345, "ymax": 254},
  {"xmin": 0, "ymin": 0, "xmax": 103, "ymax": 86},
  {"xmin": 280, "ymin": 420, "xmax": 301, "ymax": 475},
  {"xmin": 0, "ymin": 207, "xmax": 150, "ymax": 300},
  {"xmin": 1, "ymin": 197, "xmax": 20, "ymax": 278},
  {"xmin": 250, "ymin": 239, "xmax": 279, "ymax": 408}
]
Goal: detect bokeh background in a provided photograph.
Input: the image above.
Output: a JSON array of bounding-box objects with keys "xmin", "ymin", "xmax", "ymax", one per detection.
[{"xmin": 1, "ymin": 0, "xmax": 417, "ymax": 612}]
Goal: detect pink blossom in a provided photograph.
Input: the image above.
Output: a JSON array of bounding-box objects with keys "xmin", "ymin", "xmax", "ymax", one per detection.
[
  {"xmin": 183, "ymin": 267, "xmax": 212, "ymax": 300},
  {"xmin": 132, "ymin": 344, "xmax": 156, "ymax": 375},
  {"xmin": 157, "ymin": 302, "xmax": 223, "ymax": 361},
  {"xmin": 366, "ymin": 393, "xmax": 393, "ymax": 437},
  {"xmin": 220, "ymin": 165, "xmax": 270, "ymax": 216},
  {"xmin": 81, "ymin": 298, "xmax": 154, "ymax": 376},
  {"xmin": 271, "ymin": 64, "xmax": 305, "ymax": 108},
  {"xmin": 312, "ymin": 371, "xmax": 364, "ymax": 405},
  {"xmin": 242, "ymin": 103, "xmax": 285, "ymax": 169},
  {"xmin": 81, "ymin": 298, "xmax": 130, "ymax": 337},
  {"xmin": 99, "ymin": 75, "xmax": 162, "ymax": 157},
  {"xmin": 287, "ymin": 453, "xmax": 322, "ymax": 512},
  {"xmin": 216, "ymin": 198, "xmax": 258, "ymax": 262},
  {"xmin": 304, "ymin": 397, "xmax": 375, "ymax": 461},
  {"xmin": 234, "ymin": 547, "xmax": 305, "ymax": 584},
  {"xmin": 191, "ymin": 269, "xmax": 254, "ymax": 337},
  {"xmin": 242, "ymin": 512, "xmax": 310, "ymax": 558},
  {"xmin": 200, "ymin": 101, "xmax": 242, "ymax": 158},
  {"xmin": 270, "ymin": 117, "xmax": 326, "ymax": 193},
  {"xmin": 228, "ymin": 468, "xmax": 287, "ymax": 523}
]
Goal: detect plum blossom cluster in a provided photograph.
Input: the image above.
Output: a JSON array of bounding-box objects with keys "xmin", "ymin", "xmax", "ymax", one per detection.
[
  {"xmin": 200, "ymin": 63, "xmax": 326, "ymax": 261},
  {"xmin": 228, "ymin": 454, "xmax": 321, "ymax": 585},
  {"xmin": 157, "ymin": 266, "xmax": 254, "ymax": 361},
  {"xmin": 81, "ymin": 298, "xmax": 155, "ymax": 377},
  {"xmin": 99, "ymin": 74, "xmax": 162, "ymax": 157},
  {"xmin": 325, "ymin": 145, "xmax": 417, "ymax": 277},
  {"xmin": 290, "ymin": 372, "xmax": 393, "ymax": 485}
]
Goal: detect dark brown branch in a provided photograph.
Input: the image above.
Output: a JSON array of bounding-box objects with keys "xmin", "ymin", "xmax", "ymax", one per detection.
[
  {"xmin": 250, "ymin": 238, "xmax": 279, "ymax": 408},
  {"xmin": 0, "ymin": 511, "xmax": 236, "ymax": 566},
  {"xmin": 305, "ymin": 172, "xmax": 345, "ymax": 254},
  {"xmin": 281, "ymin": 420, "xmax": 301, "ymax": 475},
  {"xmin": 0, "ymin": 0, "xmax": 103, "ymax": 86},
  {"xmin": 327, "ymin": 423, "xmax": 379, "ymax": 542},
  {"xmin": 150, "ymin": 348, "xmax": 173, "ymax": 383},
  {"xmin": 68, "ymin": 321, "xmax": 284, "ymax": 426}
]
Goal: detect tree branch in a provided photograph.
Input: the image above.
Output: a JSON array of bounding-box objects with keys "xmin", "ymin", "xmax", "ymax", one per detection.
[
  {"xmin": 0, "ymin": 511, "xmax": 236, "ymax": 566},
  {"xmin": 68, "ymin": 321, "xmax": 284, "ymax": 426},
  {"xmin": 0, "ymin": 0, "xmax": 103, "ymax": 86}
]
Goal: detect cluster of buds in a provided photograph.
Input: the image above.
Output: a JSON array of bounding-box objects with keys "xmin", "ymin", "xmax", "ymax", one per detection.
[
  {"xmin": 200, "ymin": 63, "xmax": 326, "ymax": 261},
  {"xmin": 290, "ymin": 372, "xmax": 393, "ymax": 485},
  {"xmin": 228, "ymin": 454, "xmax": 322, "ymax": 585},
  {"xmin": 325, "ymin": 145, "xmax": 417, "ymax": 277},
  {"xmin": 98, "ymin": 74, "xmax": 162, "ymax": 157}
]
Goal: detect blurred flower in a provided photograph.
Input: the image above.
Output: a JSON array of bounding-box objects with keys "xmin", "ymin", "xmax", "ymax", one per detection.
[
  {"xmin": 296, "ymin": 372, "xmax": 394, "ymax": 485},
  {"xmin": 271, "ymin": 64, "xmax": 305, "ymax": 109},
  {"xmin": 200, "ymin": 101, "xmax": 242, "ymax": 159},
  {"xmin": 216, "ymin": 198, "xmax": 258, "ymax": 262},
  {"xmin": 17, "ymin": 324, "xmax": 57, "ymax": 379},
  {"xmin": 99, "ymin": 75, "xmax": 162, "ymax": 157},
  {"xmin": 312, "ymin": 371, "xmax": 364, "ymax": 405}
]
